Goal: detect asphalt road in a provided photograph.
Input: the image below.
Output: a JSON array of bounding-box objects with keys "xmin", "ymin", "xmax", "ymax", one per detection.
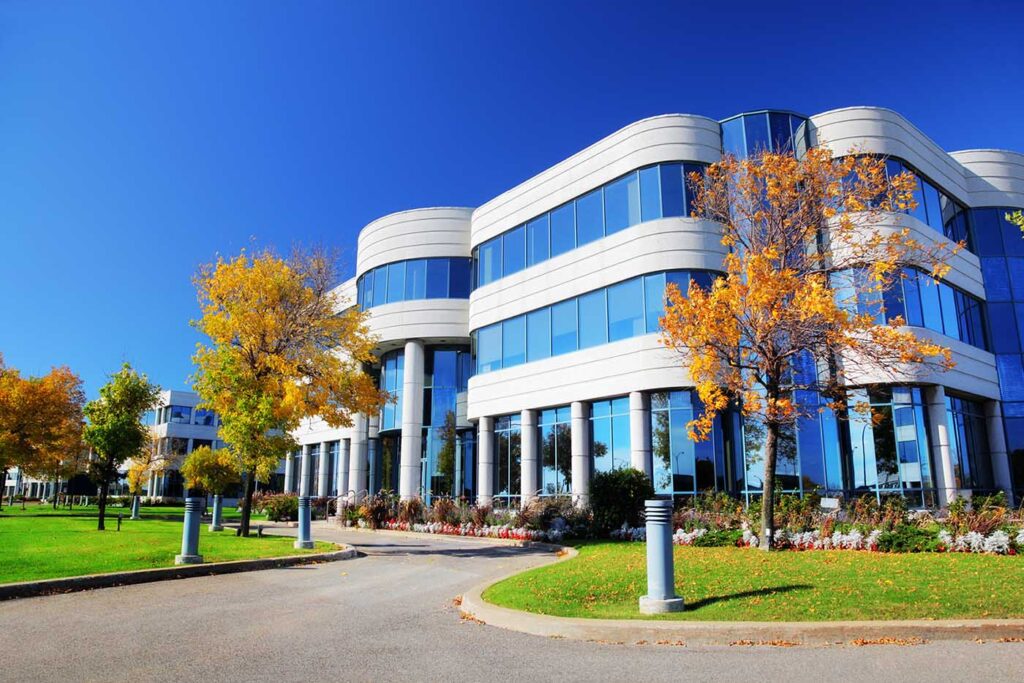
[{"xmin": 1, "ymin": 524, "xmax": 1022, "ymax": 682}]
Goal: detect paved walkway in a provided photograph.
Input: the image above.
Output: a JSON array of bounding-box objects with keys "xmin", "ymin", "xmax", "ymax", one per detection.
[{"xmin": 1, "ymin": 524, "xmax": 1022, "ymax": 682}]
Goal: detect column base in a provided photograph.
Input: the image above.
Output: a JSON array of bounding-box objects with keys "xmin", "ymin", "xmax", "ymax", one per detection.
[
  {"xmin": 293, "ymin": 540, "xmax": 315, "ymax": 550},
  {"xmin": 174, "ymin": 554, "xmax": 204, "ymax": 565},
  {"xmin": 639, "ymin": 596, "xmax": 685, "ymax": 614},
  {"xmin": 209, "ymin": 524, "xmax": 224, "ymax": 532},
  {"xmin": 130, "ymin": 515, "xmax": 141, "ymax": 521}
]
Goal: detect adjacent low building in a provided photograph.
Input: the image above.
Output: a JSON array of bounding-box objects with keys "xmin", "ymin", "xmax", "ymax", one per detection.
[{"xmin": 284, "ymin": 107, "xmax": 1022, "ymax": 509}]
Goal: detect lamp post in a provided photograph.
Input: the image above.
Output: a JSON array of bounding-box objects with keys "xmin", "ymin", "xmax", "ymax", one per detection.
[
  {"xmin": 639, "ymin": 499, "xmax": 684, "ymax": 614},
  {"xmin": 295, "ymin": 446, "xmax": 314, "ymax": 549},
  {"xmin": 175, "ymin": 496, "xmax": 204, "ymax": 565}
]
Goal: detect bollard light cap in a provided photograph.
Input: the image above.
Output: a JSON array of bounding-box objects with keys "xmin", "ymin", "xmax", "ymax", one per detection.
[{"xmin": 644, "ymin": 499, "xmax": 673, "ymax": 509}]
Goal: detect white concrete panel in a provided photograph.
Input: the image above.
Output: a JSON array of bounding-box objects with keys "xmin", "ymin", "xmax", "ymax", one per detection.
[
  {"xmin": 469, "ymin": 217, "xmax": 725, "ymax": 329},
  {"xmin": 950, "ymin": 150, "xmax": 1024, "ymax": 208},
  {"xmin": 472, "ymin": 114, "xmax": 722, "ymax": 245},
  {"xmin": 356, "ymin": 207, "xmax": 473, "ymax": 276},
  {"xmin": 366, "ymin": 298, "xmax": 470, "ymax": 349}
]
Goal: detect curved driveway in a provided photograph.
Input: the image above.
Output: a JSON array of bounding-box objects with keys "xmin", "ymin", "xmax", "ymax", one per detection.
[{"xmin": 1, "ymin": 524, "xmax": 1022, "ymax": 682}]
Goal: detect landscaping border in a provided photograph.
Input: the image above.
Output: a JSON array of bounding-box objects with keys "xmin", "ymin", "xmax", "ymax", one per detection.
[
  {"xmin": 460, "ymin": 548, "xmax": 1024, "ymax": 646},
  {"xmin": 0, "ymin": 546, "xmax": 357, "ymax": 602}
]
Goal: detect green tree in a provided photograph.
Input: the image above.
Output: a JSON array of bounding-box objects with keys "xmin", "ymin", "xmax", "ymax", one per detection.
[
  {"xmin": 180, "ymin": 445, "xmax": 239, "ymax": 495},
  {"xmin": 83, "ymin": 364, "xmax": 161, "ymax": 530}
]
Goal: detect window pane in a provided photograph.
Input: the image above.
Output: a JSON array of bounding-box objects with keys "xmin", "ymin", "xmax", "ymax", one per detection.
[
  {"xmin": 1002, "ymin": 212, "xmax": 1024, "ymax": 257},
  {"xmin": 578, "ymin": 290, "xmax": 608, "ymax": 349},
  {"xmin": 981, "ymin": 258, "xmax": 1012, "ymax": 302},
  {"xmin": 501, "ymin": 315, "xmax": 526, "ymax": 369},
  {"xmin": 372, "ymin": 266, "xmax": 388, "ymax": 307},
  {"xmin": 938, "ymin": 284, "xmax": 959, "ymax": 339},
  {"xmin": 971, "ymin": 209, "xmax": 1005, "ymax": 257},
  {"xmin": 659, "ymin": 163, "xmax": 685, "ymax": 217},
  {"xmin": 722, "ymin": 118, "xmax": 745, "ymax": 157},
  {"xmin": 526, "ymin": 308, "xmax": 551, "ymax": 362},
  {"xmin": 550, "ymin": 203, "xmax": 575, "ymax": 257},
  {"xmin": 607, "ymin": 277, "xmax": 644, "ymax": 341},
  {"xmin": 478, "ymin": 238, "xmax": 502, "ymax": 286},
  {"xmin": 683, "ymin": 163, "xmax": 704, "ymax": 216},
  {"xmin": 743, "ymin": 114, "xmax": 770, "ymax": 155},
  {"xmin": 551, "ymin": 299, "xmax": 578, "ymax": 355},
  {"xmin": 901, "ymin": 270, "xmax": 924, "ymax": 326},
  {"xmin": 503, "ymin": 225, "xmax": 526, "ymax": 276},
  {"xmin": 908, "ymin": 175, "xmax": 928, "ymax": 226},
  {"xmin": 526, "ymin": 215, "xmax": 550, "ymax": 267},
  {"xmin": 426, "ymin": 258, "xmax": 449, "ymax": 298},
  {"xmin": 604, "ymin": 172, "xmax": 641, "ymax": 235},
  {"xmin": 448, "ymin": 258, "xmax": 470, "ymax": 298},
  {"xmin": 405, "ymin": 259, "xmax": 427, "ymax": 299},
  {"xmin": 987, "ymin": 303, "xmax": 1020, "ymax": 354},
  {"xmin": 644, "ymin": 273, "xmax": 666, "ymax": 333},
  {"xmin": 769, "ymin": 112, "xmax": 792, "ymax": 152},
  {"xmin": 477, "ymin": 324, "xmax": 502, "ymax": 373},
  {"xmin": 921, "ymin": 180, "xmax": 942, "ymax": 232},
  {"xmin": 386, "ymin": 261, "xmax": 406, "ymax": 304},
  {"xmin": 576, "ymin": 188, "xmax": 604, "ymax": 246},
  {"xmin": 639, "ymin": 166, "xmax": 662, "ymax": 222},
  {"xmin": 918, "ymin": 277, "xmax": 942, "ymax": 331},
  {"xmin": 591, "ymin": 416, "xmax": 613, "ymax": 474}
]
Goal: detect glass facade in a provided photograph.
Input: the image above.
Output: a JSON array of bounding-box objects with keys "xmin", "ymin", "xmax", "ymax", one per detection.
[
  {"xmin": 539, "ymin": 407, "xmax": 572, "ymax": 495},
  {"xmin": 494, "ymin": 414, "xmax": 521, "ymax": 506},
  {"xmin": 972, "ymin": 206, "xmax": 1024, "ymax": 500},
  {"xmin": 422, "ymin": 347, "xmax": 473, "ymax": 501},
  {"xmin": 651, "ymin": 391, "xmax": 728, "ymax": 496},
  {"xmin": 721, "ymin": 111, "xmax": 807, "ymax": 158},
  {"xmin": 356, "ymin": 257, "xmax": 471, "ymax": 310},
  {"xmin": 590, "ymin": 397, "xmax": 630, "ymax": 475},
  {"xmin": 946, "ymin": 395, "xmax": 994, "ymax": 492},
  {"xmin": 883, "ymin": 159, "xmax": 971, "ymax": 247},
  {"xmin": 473, "ymin": 162, "xmax": 707, "ymax": 288},
  {"xmin": 379, "ymin": 350, "xmax": 404, "ymax": 432},
  {"xmin": 472, "ymin": 270, "xmax": 719, "ymax": 374}
]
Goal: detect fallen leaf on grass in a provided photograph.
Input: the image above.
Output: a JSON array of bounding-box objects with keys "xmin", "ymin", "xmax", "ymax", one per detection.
[{"xmin": 850, "ymin": 637, "xmax": 925, "ymax": 646}]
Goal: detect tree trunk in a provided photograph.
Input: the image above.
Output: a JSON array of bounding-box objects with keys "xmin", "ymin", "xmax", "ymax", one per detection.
[
  {"xmin": 239, "ymin": 467, "xmax": 257, "ymax": 537},
  {"xmin": 97, "ymin": 477, "xmax": 110, "ymax": 531},
  {"xmin": 52, "ymin": 478, "xmax": 59, "ymax": 509},
  {"xmin": 0, "ymin": 468, "xmax": 6, "ymax": 511},
  {"xmin": 759, "ymin": 420, "xmax": 780, "ymax": 551}
]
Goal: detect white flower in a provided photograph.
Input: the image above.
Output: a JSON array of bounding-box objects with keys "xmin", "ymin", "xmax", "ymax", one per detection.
[{"xmin": 984, "ymin": 530, "xmax": 1011, "ymax": 554}]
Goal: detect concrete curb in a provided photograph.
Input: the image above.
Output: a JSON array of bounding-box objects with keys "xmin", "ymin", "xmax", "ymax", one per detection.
[
  {"xmin": 459, "ymin": 550, "xmax": 1024, "ymax": 646},
  {"xmin": 0, "ymin": 546, "xmax": 358, "ymax": 602}
]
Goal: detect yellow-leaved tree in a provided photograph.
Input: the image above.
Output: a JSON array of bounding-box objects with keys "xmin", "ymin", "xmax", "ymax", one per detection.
[
  {"xmin": 660, "ymin": 147, "xmax": 956, "ymax": 550},
  {"xmin": 192, "ymin": 247, "xmax": 385, "ymax": 536},
  {"xmin": 180, "ymin": 445, "xmax": 238, "ymax": 497}
]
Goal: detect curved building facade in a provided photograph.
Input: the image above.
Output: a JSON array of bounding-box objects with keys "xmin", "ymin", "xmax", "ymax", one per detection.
[{"xmin": 288, "ymin": 107, "xmax": 1024, "ymax": 510}]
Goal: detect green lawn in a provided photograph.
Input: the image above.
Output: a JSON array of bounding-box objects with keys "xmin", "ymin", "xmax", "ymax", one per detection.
[
  {"xmin": 0, "ymin": 502, "xmax": 266, "ymax": 521},
  {"xmin": 483, "ymin": 541, "xmax": 1024, "ymax": 622},
  {"xmin": 0, "ymin": 515, "xmax": 332, "ymax": 584}
]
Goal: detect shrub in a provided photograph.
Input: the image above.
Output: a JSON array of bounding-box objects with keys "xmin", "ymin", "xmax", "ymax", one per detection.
[
  {"xmin": 261, "ymin": 494, "xmax": 298, "ymax": 521},
  {"xmin": 430, "ymin": 497, "xmax": 457, "ymax": 525},
  {"xmin": 946, "ymin": 496, "xmax": 1008, "ymax": 536},
  {"xmin": 590, "ymin": 468, "xmax": 654, "ymax": 534},
  {"xmin": 398, "ymin": 497, "xmax": 424, "ymax": 524},
  {"xmin": 876, "ymin": 526, "xmax": 939, "ymax": 553},
  {"xmin": 360, "ymin": 493, "xmax": 393, "ymax": 529},
  {"xmin": 690, "ymin": 529, "xmax": 744, "ymax": 547},
  {"xmin": 471, "ymin": 505, "xmax": 491, "ymax": 528}
]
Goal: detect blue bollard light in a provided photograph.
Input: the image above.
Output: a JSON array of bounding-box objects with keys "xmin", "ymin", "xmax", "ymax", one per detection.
[
  {"xmin": 209, "ymin": 494, "xmax": 224, "ymax": 532},
  {"xmin": 175, "ymin": 497, "xmax": 204, "ymax": 565},
  {"xmin": 639, "ymin": 499, "xmax": 684, "ymax": 614},
  {"xmin": 295, "ymin": 496, "xmax": 314, "ymax": 549},
  {"xmin": 130, "ymin": 495, "xmax": 141, "ymax": 520}
]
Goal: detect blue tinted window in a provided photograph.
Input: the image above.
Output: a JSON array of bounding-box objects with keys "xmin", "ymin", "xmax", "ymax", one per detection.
[
  {"xmin": 502, "ymin": 315, "xmax": 526, "ymax": 368},
  {"xmin": 405, "ymin": 259, "xmax": 426, "ymax": 299},
  {"xmin": 604, "ymin": 172, "xmax": 640, "ymax": 235},
  {"xmin": 477, "ymin": 325, "xmax": 502, "ymax": 374},
  {"xmin": 722, "ymin": 118, "xmax": 745, "ymax": 157},
  {"xmin": 666, "ymin": 271, "xmax": 690, "ymax": 299},
  {"xmin": 988, "ymin": 303, "xmax": 1020, "ymax": 354},
  {"xmin": 426, "ymin": 258, "xmax": 448, "ymax": 298},
  {"xmin": 790, "ymin": 115, "xmax": 806, "ymax": 150},
  {"xmin": 551, "ymin": 299, "xmax": 578, "ymax": 355},
  {"xmin": 921, "ymin": 180, "xmax": 942, "ymax": 232},
  {"xmin": 918, "ymin": 277, "xmax": 942, "ymax": 330},
  {"xmin": 478, "ymin": 238, "xmax": 502, "ymax": 286},
  {"xmin": 997, "ymin": 355, "xmax": 1024, "ymax": 402},
  {"xmin": 386, "ymin": 261, "xmax": 405, "ymax": 304},
  {"xmin": 503, "ymin": 225, "xmax": 526, "ymax": 276},
  {"xmin": 743, "ymin": 114, "xmax": 770, "ymax": 154},
  {"xmin": 659, "ymin": 163, "xmax": 685, "ymax": 217},
  {"xmin": 639, "ymin": 166, "xmax": 662, "ymax": 222},
  {"xmin": 972, "ymin": 209, "xmax": 1005, "ymax": 257},
  {"xmin": 576, "ymin": 189, "xmax": 604, "ymax": 246},
  {"xmin": 769, "ymin": 112, "xmax": 792, "ymax": 152},
  {"xmin": 608, "ymin": 277, "xmax": 644, "ymax": 341},
  {"xmin": 981, "ymin": 258, "xmax": 1012, "ymax": 302},
  {"xmin": 938, "ymin": 283, "xmax": 959, "ymax": 339},
  {"xmin": 448, "ymin": 258, "xmax": 470, "ymax": 298},
  {"xmin": 1000, "ymin": 213, "xmax": 1024, "ymax": 257},
  {"xmin": 901, "ymin": 270, "xmax": 924, "ymax": 326},
  {"xmin": 683, "ymin": 163, "xmax": 704, "ymax": 216},
  {"xmin": 644, "ymin": 273, "xmax": 667, "ymax": 333},
  {"xmin": 550, "ymin": 203, "xmax": 575, "ymax": 257},
  {"xmin": 526, "ymin": 215, "xmax": 549, "ymax": 267},
  {"xmin": 578, "ymin": 290, "xmax": 607, "ymax": 349},
  {"xmin": 526, "ymin": 308, "xmax": 551, "ymax": 362},
  {"xmin": 372, "ymin": 266, "xmax": 388, "ymax": 307}
]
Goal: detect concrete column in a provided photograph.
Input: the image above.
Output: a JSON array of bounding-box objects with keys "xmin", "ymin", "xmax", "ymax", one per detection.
[
  {"xmin": 924, "ymin": 385, "xmax": 958, "ymax": 507},
  {"xmin": 336, "ymin": 439, "xmax": 350, "ymax": 503},
  {"xmin": 477, "ymin": 416, "xmax": 495, "ymax": 506},
  {"xmin": 639, "ymin": 499, "xmax": 684, "ymax": 613},
  {"xmin": 399, "ymin": 339, "xmax": 425, "ymax": 501},
  {"xmin": 520, "ymin": 409, "xmax": 539, "ymax": 507},
  {"xmin": 985, "ymin": 401, "xmax": 1016, "ymax": 506},
  {"xmin": 571, "ymin": 401, "xmax": 591, "ymax": 507},
  {"xmin": 348, "ymin": 413, "xmax": 369, "ymax": 503},
  {"xmin": 283, "ymin": 451, "xmax": 294, "ymax": 493},
  {"xmin": 629, "ymin": 391, "xmax": 652, "ymax": 479},
  {"xmin": 299, "ymin": 444, "xmax": 312, "ymax": 497},
  {"xmin": 317, "ymin": 442, "xmax": 330, "ymax": 497}
]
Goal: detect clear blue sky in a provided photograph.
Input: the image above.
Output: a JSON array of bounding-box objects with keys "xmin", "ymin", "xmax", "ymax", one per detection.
[{"xmin": 1, "ymin": 0, "xmax": 1021, "ymax": 398}]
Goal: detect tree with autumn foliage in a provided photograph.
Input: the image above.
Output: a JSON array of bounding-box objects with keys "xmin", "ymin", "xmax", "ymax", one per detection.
[
  {"xmin": 0, "ymin": 356, "xmax": 86, "ymax": 510},
  {"xmin": 83, "ymin": 364, "xmax": 161, "ymax": 530},
  {"xmin": 180, "ymin": 445, "xmax": 238, "ymax": 496},
  {"xmin": 660, "ymin": 147, "xmax": 956, "ymax": 550},
  {"xmin": 192, "ymin": 247, "xmax": 385, "ymax": 536}
]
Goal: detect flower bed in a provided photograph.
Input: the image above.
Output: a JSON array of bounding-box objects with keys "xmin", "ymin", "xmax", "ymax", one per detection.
[{"xmin": 379, "ymin": 519, "xmax": 565, "ymax": 543}]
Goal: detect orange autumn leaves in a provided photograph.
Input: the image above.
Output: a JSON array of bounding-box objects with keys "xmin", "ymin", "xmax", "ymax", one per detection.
[{"xmin": 659, "ymin": 147, "xmax": 957, "ymax": 442}]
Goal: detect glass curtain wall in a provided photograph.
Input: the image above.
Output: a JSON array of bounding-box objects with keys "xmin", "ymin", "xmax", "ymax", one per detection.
[
  {"xmin": 422, "ymin": 347, "xmax": 473, "ymax": 502},
  {"xmin": 539, "ymin": 407, "xmax": 572, "ymax": 495},
  {"xmin": 946, "ymin": 395, "xmax": 995, "ymax": 493},
  {"xmin": 379, "ymin": 350, "xmax": 404, "ymax": 432},
  {"xmin": 494, "ymin": 415, "xmax": 521, "ymax": 507},
  {"xmin": 590, "ymin": 398, "xmax": 630, "ymax": 475},
  {"xmin": 357, "ymin": 257, "xmax": 471, "ymax": 310},
  {"xmin": 650, "ymin": 391, "xmax": 727, "ymax": 496}
]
